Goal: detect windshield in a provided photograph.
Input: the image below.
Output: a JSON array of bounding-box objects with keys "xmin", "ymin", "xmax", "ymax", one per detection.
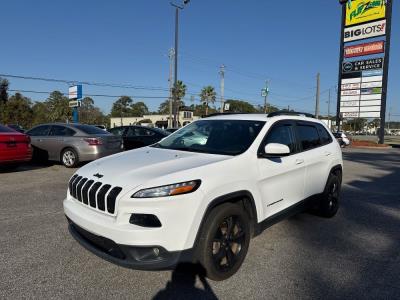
[{"xmin": 153, "ymin": 119, "xmax": 265, "ymax": 155}]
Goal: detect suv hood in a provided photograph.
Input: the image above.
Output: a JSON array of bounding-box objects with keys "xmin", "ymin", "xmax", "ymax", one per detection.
[{"xmin": 75, "ymin": 146, "xmax": 232, "ymax": 192}]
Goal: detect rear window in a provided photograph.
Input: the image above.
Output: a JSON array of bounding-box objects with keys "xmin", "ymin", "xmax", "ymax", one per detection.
[
  {"xmin": 72, "ymin": 124, "xmax": 109, "ymax": 135},
  {"xmin": 0, "ymin": 125, "xmax": 15, "ymax": 133},
  {"xmin": 297, "ymin": 124, "xmax": 321, "ymax": 151}
]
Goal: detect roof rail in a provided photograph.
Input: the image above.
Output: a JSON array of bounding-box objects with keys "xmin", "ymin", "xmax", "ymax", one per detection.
[
  {"xmin": 267, "ymin": 111, "xmax": 315, "ymax": 118},
  {"xmin": 202, "ymin": 112, "xmax": 253, "ymax": 118}
]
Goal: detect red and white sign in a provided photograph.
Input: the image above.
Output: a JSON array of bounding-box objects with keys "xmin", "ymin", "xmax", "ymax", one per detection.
[{"xmin": 344, "ymin": 41, "xmax": 384, "ymax": 58}]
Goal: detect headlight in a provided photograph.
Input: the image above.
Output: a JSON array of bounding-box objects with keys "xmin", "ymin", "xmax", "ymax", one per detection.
[{"xmin": 131, "ymin": 180, "xmax": 201, "ymax": 198}]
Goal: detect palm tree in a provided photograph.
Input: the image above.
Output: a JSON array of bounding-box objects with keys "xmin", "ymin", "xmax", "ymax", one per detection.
[
  {"xmin": 200, "ymin": 86, "xmax": 216, "ymax": 115},
  {"xmin": 172, "ymin": 80, "xmax": 187, "ymax": 126}
]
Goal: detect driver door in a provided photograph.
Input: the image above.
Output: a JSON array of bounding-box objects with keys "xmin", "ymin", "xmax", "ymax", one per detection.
[{"xmin": 257, "ymin": 121, "xmax": 306, "ymax": 218}]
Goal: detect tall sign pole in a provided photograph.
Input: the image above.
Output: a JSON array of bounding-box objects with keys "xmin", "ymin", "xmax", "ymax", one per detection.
[
  {"xmin": 379, "ymin": 0, "xmax": 393, "ymax": 144},
  {"xmin": 69, "ymin": 85, "xmax": 82, "ymax": 123},
  {"xmin": 337, "ymin": 0, "xmax": 392, "ymax": 144}
]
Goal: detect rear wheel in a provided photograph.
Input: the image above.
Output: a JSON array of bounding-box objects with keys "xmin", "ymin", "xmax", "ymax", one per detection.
[
  {"xmin": 196, "ymin": 203, "xmax": 250, "ymax": 281},
  {"xmin": 316, "ymin": 173, "xmax": 341, "ymax": 218},
  {"xmin": 61, "ymin": 148, "xmax": 79, "ymax": 168}
]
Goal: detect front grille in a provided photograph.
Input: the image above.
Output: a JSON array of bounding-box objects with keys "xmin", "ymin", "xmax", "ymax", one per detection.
[{"xmin": 68, "ymin": 175, "xmax": 123, "ymax": 215}]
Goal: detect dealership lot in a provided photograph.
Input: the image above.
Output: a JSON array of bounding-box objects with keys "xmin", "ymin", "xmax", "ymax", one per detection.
[{"xmin": 0, "ymin": 148, "xmax": 399, "ymax": 299}]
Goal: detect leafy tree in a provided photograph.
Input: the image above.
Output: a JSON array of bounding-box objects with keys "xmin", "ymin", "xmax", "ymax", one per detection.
[
  {"xmin": 131, "ymin": 101, "xmax": 149, "ymax": 117},
  {"xmin": 200, "ymin": 86, "xmax": 217, "ymax": 115},
  {"xmin": 45, "ymin": 91, "xmax": 71, "ymax": 122},
  {"xmin": 190, "ymin": 104, "xmax": 218, "ymax": 117},
  {"xmin": 172, "ymin": 80, "xmax": 186, "ymax": 119},
  {"xmin": 110, "ymin": 96, "xmax": 133, "ymax": 117},
  {"xmin": 0, "ymin": 77, "xmax": 9, "ymax": 104},
  {"xmin": 79, "ymin": 97, "xmax": 107, "ymax": 125},
  {"xmin": 159, "ymin": 99, "xmax": 185, "ymax": 114},
  {"xmin": 32, "ymin": 101, "xmax": 50, "ymax": 126},
  {"xmin": 1, "ymin": 93, "xmax": 33, "ymax": 128},
  {"xmin": 225, "ymin": 99, "xmax": 257, "ymax": 113}
]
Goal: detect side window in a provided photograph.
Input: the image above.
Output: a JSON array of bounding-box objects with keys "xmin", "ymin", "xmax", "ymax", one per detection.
[
  {"xmin": 109, "ymin": 127, "xmax": 125, "ymax": 136},
  {"xmin": 296, "ymin": 123, "xmax": 321, "ymax": 151},
  {"xmin": 27, "ymin": 125, "xmax": 50, "ymax": 136},
  {"xmin": 264, "ymin": 124, "xmax": 297, "ymax": 154},
  {"xmin": 316, "ymin": 124, "xmax": 332, "ymax": 145},
  {"xmin": 49, "ymin": 125, "xmax": 76, "ymax": 137},
  {"xmin": 128, "ymin": 127, "xmax": 155, "ymax": 136}
]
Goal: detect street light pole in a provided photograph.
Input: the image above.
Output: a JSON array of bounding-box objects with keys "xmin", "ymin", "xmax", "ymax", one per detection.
[{"xmin": 171, "ymin": 1, "xmax": 190, "ymax": 127}]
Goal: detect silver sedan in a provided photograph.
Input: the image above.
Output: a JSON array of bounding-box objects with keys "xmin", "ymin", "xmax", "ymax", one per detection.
[{"xmin": 26, "ymin": 123, "xmax": 122, "ymax": 167}]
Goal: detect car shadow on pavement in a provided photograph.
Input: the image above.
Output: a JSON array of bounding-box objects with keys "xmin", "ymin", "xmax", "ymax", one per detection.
[
  {"xmin": 287, "ymin": 150, "xmax": 400, "ymax": 299},
  {"xmin": 153, "ymin": 263, "xmax": 218, "ymax": 300}
]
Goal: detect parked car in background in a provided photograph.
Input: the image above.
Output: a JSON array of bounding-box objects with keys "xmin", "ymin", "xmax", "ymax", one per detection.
[
  {"xmin": 0, "ymin": 124, "xmax": 32, "ymax": 169},
  {"xmin": 94, "ymin": 125, "xmax": 107, "ymax": 131},
  {"xmin": 333, "ymin": 131, "xmax": 350, "ymax": 147},
  {"xmin": 164, "ymin": 128, "xmax": 179, "ymax": 134},
  {"xmin": 6, "ymin": 124, "xmax": 25, "ymax": 133},
  {"xmin": 26, "ymin": 123, "xmax": 122, "ymax": 168},
  {"xmin": 108, "ymin": 125, "xmax": 168, "ymax": 150}
]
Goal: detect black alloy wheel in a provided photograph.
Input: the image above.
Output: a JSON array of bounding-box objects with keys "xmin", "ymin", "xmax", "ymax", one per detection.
[{"xmin": 196, "ymin": 203, "xmax": 251, "ymax": 281}]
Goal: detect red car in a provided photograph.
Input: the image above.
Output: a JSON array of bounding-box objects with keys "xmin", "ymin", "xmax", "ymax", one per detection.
[{"xmin": 0, "ymin": 124, "xmax": 32, "ymax": 168}]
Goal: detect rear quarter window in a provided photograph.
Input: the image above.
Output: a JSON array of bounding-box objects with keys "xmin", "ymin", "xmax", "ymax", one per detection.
[
  {"xmin": 316, "ymin": 124, "xmax": 333, "ymax": 145},
  {"xmin": 72, "ymin": 124, "xmax": 109, "ymax": 135}
]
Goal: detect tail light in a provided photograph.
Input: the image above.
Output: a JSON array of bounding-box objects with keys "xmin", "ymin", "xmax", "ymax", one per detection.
[
  {"xmin": 84, "ymin": 138, "xmax": 103, "ymax": 146},
  {"xmin": 26, "ymin": 136, "xmax": 32, "ymax": 148}
]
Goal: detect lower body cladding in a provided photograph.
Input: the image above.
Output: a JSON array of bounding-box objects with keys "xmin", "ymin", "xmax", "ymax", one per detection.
[
  {"xmin": 67, "ymin": 217, "xmax": 193, "ymax": 270},
  {"xmin": 63, "ymin": 194, "xmax": 203, "ymax": 270}
]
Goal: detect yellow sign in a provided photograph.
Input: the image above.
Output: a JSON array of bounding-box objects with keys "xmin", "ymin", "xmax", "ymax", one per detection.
[{"xmin": 346, "ymin": 0, "xmax": 386, "ymax": 26}]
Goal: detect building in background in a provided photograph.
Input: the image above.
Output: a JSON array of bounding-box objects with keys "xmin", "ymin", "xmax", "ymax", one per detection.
[{"xmin": 110, "ymin": 107, "xmax": 200, "ymax": 129}]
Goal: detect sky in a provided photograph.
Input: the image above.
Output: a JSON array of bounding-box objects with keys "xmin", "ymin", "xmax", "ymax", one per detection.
[{"xmin": 1, "ymin": 0, "xmax": 399, "ymax": 120}]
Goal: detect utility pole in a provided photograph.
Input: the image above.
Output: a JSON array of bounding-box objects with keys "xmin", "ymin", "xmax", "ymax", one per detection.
[
  {"xmin": 171, "ymin": 0, "xmax": 190, "ymax": 128},
  {"xmin": 219, "ymin": 64, "xmax": 225, "ymax": 112},
  {"xmin": 262, "ymin": 80, "xmax": 269, "ymax": 113},
  {"xmin": 315, "ymin": 73, "xmax": 320, "ymax": 118},
  {"xmin": 387, "ymin": 107, "xmax": 392, "ymax": 131},
  {"xmin": 168, "ymin": 48, "xmax": 175, "ymax": 128},
  {"xmin": 327, "ymin": 88, "xmax": 331, "ymax": 130}
]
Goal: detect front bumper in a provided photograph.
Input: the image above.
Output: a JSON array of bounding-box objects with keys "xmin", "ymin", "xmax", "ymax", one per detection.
[{"xmin": 67, "ymin": 217, "xmax": 194, "ymax": 270}]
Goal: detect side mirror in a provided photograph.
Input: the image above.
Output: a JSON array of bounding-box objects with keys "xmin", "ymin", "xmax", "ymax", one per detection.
[{"xmin": 263, "ymin": 143, "xmax": 290, "ymax": 157}]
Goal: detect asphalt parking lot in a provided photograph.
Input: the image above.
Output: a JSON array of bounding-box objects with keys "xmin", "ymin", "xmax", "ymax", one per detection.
[{"xmin": 1, "ymin": 148, "xmax": 399, "ymax": 299}]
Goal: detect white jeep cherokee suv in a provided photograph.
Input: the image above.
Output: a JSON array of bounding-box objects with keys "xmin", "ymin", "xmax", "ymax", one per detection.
[{"xmin": 64, "ymin": 112, "xmax": 343, "ymax": 280}]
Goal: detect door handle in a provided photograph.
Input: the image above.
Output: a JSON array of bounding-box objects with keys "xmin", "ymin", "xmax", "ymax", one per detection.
[
  {"xmin": 324, "ymin": 152, "xmax": 332, "ymax": 156},
  {"xmin": 295, "ymin": 159, "xmax": 304, "ymax": 165}
]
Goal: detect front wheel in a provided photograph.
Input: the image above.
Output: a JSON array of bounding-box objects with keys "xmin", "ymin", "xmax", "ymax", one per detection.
[
  {"xmin": 315, "ymin": 173, "xmax": 341, "ymax": 218},
  {"xmin": 196, "ymin": 203, "xmax": 251, "ymax": 281},
  {"xmin": 61, "ymin": 148, "xmax": 79, "ymax": 168}
]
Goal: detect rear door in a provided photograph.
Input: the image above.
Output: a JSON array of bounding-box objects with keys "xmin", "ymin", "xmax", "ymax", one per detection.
[
  {"xmin": 295, "ymin": 121, "xmax": 331, "ymax": 198},
  {"xmin": 27, "ymin": 125, "xmax": 52, "ymax": 152},
  {"xmin": 48, "ymin": 125, "xmax": 77, "ymax": 160},
  {"xmin": 257, "ymin": 120, "xmax": 306, "ymax": 217}
]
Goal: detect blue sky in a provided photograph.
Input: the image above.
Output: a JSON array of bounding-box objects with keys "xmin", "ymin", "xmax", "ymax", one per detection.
[{"xmin": 1, "ymin": 0, "xmax": 399, "ymax": 120}]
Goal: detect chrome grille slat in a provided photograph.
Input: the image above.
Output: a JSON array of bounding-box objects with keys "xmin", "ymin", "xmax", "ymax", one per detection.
[
  {"xmin": 69, "ymin": 174, "xmax": 122, "ymax": 215},
  {"xmin": 107, "ymin": 187, "xmax": 123, "ymax": 214},
  {"xmin": 76, "ymin": 178, "xmax": 88, "ymax": 202},
  {"xmin": 89, "ymin": 182, "xmax": 102, "ymax": 208},
  {"xmin": 97, "ymin": 184, "xmax": 112, "ymax": 211},
  {"xmin": 72, "ymin": 176, "xmax": 82, "ymax": 199},
  {"xmin": 82, "ymin": 180, "xmax": 94, "ymax": 205}
]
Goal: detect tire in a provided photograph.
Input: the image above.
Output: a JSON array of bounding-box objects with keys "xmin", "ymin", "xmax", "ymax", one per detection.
[
  {"xmin": 196, "ymin": 203, "xmax": 251, "ymax": 281},
  {"xmin": 316, "ymin": 173, "xmax": 341, "ymax": 218},
  {"xmin": 61, "ymin": 148, "xmax": 79, "ymax": 168}
]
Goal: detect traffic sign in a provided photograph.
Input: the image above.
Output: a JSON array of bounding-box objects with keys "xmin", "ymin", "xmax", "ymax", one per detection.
[{"xmin": 69, "ymin": 100, "xmax": 81, "ymax": 108}]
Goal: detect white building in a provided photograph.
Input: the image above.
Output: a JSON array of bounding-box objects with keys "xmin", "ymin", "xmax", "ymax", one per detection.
[{"xmin": 110, "ymin": 109, "xmax": 200, "ymax": 129}]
